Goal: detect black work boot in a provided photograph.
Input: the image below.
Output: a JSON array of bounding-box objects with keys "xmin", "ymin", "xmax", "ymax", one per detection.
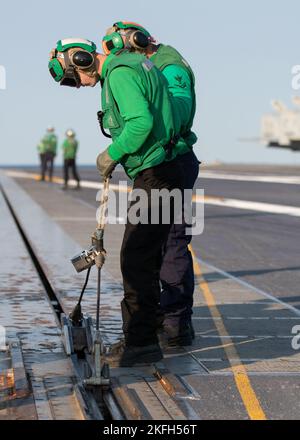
[
  {"xmin": 160, "ymin": 321, "xmax": 195, "ymax": 348},
  {"xmin": 105, "ymin": 339, "xmax": 163, "ymax": 367}
]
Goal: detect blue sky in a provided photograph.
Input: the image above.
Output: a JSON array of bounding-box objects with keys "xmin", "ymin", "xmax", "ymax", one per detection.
[{"xmin": 0, "ymin": 0, "xmax": 300, "ymax": 165}]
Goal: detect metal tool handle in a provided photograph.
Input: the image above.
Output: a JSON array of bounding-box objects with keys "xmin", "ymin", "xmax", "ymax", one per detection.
[
  {"xmin": 97, "ymin": 178, "xmax": 110, "ymax": 231},
  {"xmin": 83, "ymin": 180, "xmax": 111, "ymax": 387},
  {"xmin": 96, "ymin": 267, "xmax": 101, "ymax": 332},
  {"xmin": 94, "ymin": 178, "xmax": 110, "ymax": 332}
]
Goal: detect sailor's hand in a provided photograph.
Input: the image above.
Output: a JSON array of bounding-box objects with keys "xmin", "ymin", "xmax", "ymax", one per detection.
[{"xmin": 96, "ymin": 148, "xmax": 117, "ymax": 180}]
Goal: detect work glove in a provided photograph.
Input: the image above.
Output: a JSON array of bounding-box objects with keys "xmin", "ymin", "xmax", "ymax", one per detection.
[{"xmin": 96, "ymin": 148, "xmax": 118, "ymax": 180}]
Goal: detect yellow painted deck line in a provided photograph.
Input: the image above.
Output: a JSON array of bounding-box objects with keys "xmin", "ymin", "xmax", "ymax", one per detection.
[{"xmin": 189, "ymin": 245, "xmax": 267, "ymax": 420}]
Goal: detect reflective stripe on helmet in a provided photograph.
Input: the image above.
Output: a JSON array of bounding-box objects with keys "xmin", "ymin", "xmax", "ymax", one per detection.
[{"xmin": 57, "ymin": 38, "xmax": 97, "ymax": 53}]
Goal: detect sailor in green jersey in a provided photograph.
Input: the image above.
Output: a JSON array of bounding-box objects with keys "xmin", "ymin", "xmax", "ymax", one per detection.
[
  {"xmin": 103, "ymin": 22, "xmax": 200, "ymax": 347},
  {"xmin": 39, "ymin": 126, "xmax": 58, "ymax": 182},
  {"xmin": 49, "ymin": 38, "xmax": 184, "ymax": 367},
  {"xmin": 62, "ymin": 129, "xmax": 81, "ymax": 190}
]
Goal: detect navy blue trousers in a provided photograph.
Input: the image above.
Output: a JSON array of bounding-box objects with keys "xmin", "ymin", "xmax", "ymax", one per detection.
[
  {"xmin": 120, "ymin": 158, "xmax": 184, "ymax": 346},
  {"xmin": 160, "ymin": 150, "xmax": 200, "ymax": 327}
]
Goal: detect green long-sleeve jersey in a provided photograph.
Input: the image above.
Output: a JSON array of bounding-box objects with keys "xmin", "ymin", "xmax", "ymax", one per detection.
[
  {"xmin": 101, "ymin": 52, "xmax": 182, "ymax": 179},
  {"xmin": 107, "ymin": 67, "xmax": 155, "ymax": 161},
  {"xmin": 42, "ymin": 133, "xmax": 57, "ymax": 155},
  {"xmin": 163, "ymin": 65, "xmax": 193, "ymax": 131},
  {"xmin": 62, "ymin": 138, "xmax": 78, "ymax": 160},
  {"xmin": 150, "ymin": 44, "xmax": 198, "ymax": 154},
  {"xmin": 108, "ymin": 65, "xmax": 193, "ymax": 160}
]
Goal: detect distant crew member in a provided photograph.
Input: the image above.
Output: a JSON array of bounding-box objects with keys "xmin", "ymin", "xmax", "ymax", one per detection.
[
  {"xmin": 40, "ymin": 127, "xmax": 58, "ymax": 182},
  {"xmin": 37, "ymin": 139, "xmax": 46, "ymax": 181},
  {"xmin": 62, "ymin": 129, "xmax": 81, "ymax": 190}
]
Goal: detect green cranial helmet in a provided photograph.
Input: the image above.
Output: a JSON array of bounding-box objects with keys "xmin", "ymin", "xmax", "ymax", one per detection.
[
  {"xmin": 49, "ymin": 38, "xmax": 97, "ymax": 87},
  {"xmin": 102, "ymin": 21, "xmax": 153, "ymax": 55},
  {"xmin": 113, "ymin": 21, "xmax": 151, "ymax": 38},
  {"xmin": 56, "ymin": 38, "xmax": 97, "ymax": 53}
]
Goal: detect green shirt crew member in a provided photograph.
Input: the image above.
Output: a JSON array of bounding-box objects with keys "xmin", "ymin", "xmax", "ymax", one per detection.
[
  {"xmin": 102, "ymin": 22, "xmax": 198, "ymax": 156},
  {"xmin": 39, "ymin": 126, "xmax": 57, "ymax": 182},
  {"xmin": 48, "ymin": 38, "xmax": 184, "ymax": 367},
  {"xmin": 150, "ymin": 45, "xmax": 197, "ymax": 155},
  {"xmin": 98, "ymin": 51, "xmax": 182, "ymax": 179},
  {"xmin": 42, "ymin": 130, "xmax": 58, "ymax": 155},
  {"xmin": 62, "ymin": 131, "xmax": 78, "ymax": 160},
  {"xmin": 103, "ymin": 22, "xmax": 200, "ymax": 347},
  {"xmin": 62, "ymin": 129, "xmax": 81, "ymax": 190}
]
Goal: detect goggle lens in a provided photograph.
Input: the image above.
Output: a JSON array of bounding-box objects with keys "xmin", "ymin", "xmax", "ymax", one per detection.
[{"xmin": 72, "ymin": 51, "xmax": 94, "ymax": 69}]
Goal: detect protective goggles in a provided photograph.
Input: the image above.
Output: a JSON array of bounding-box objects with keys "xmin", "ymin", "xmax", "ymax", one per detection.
[
  {"xmin": 49, "ymin": 49, "xmax": 95, "ymax": 88},
  {"xmin": 69, "ymin": 50, "xmax": 95, "ymax": 70}
]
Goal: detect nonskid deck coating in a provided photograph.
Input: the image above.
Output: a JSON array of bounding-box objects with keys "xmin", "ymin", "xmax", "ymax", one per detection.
[
  {"xmin": 0, "ymin": 189, "xmax": 85, "ymax": 420},
  {"xmin": 2, "ymin": 170, "xmax": 300, "ymax": 420}
]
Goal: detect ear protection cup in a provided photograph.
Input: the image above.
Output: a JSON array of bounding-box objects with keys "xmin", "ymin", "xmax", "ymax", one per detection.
[
  {"xmin": 102, "ymin": 29, "xmax": 150, "ymax": 55},
  {"xmin": 102, "ymin": 32, "xmax": 125, "ymax": 55},
  {"xmin": 48, "ymin": 58, "xmax": 65, "ymax": 82}
]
